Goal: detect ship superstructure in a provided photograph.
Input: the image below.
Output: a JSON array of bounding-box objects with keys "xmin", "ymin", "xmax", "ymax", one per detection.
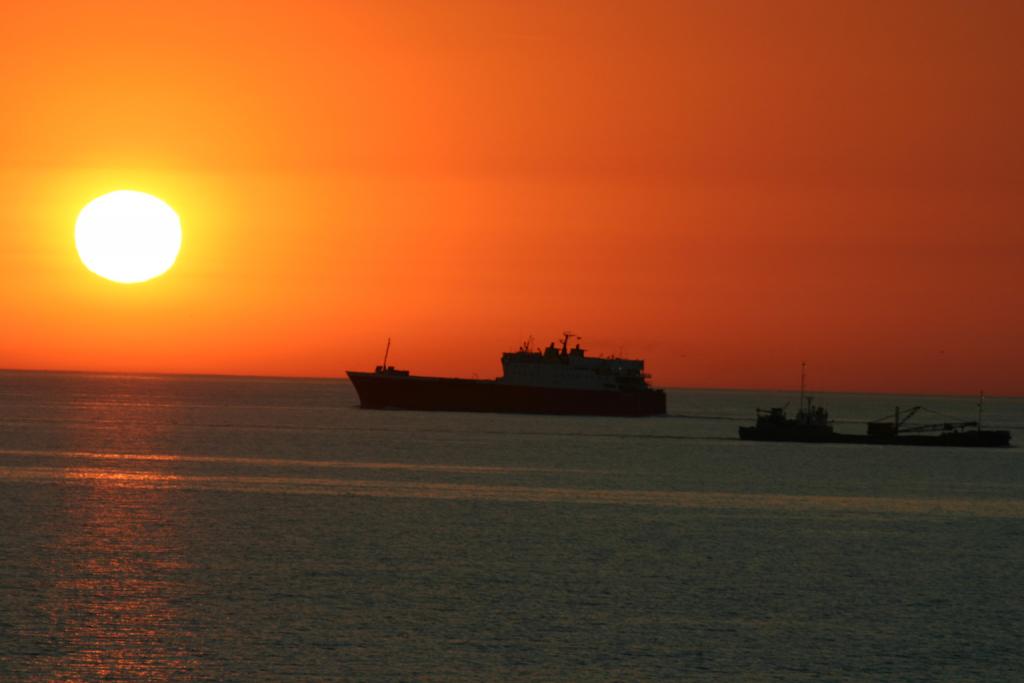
[{"xmin": 499, "ymin": 335, "xmax": 652, "ymax": 392}]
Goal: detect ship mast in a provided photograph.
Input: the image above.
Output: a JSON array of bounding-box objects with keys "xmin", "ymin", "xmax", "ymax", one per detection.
[
  {"xmin": 799, "ymin": 361, "xmax": 806, "ymax": 412},
  {"xmin": 560, "ymin": 331, "xmax": 577, "ymax": 355},
  {"xmin": 382, "ymin": 337, "xmax": 391, "ymax": 369},
  {"xmin": 978, "ymin": 390, "xmax": 985, "ymax": 432}
]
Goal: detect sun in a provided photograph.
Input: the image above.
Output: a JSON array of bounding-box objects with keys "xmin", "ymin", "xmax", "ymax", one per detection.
[{"xmin": 75, "ymin": 190, "xmax": 182, "ymax": 284}]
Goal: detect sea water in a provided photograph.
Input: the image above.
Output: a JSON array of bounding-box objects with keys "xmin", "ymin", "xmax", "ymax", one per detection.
[{"xmin": 0, "ymin": 371, "xmax": 1022, "ymax": 681}]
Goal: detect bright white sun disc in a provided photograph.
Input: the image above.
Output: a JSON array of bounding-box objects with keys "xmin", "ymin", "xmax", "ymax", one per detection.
[{"xmin": 75, "ymin": 190, "xmax": 182, "ymax": 283}]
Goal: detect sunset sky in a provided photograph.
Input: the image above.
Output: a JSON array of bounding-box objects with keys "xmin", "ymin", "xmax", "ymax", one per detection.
[{"xmin": 2, "ymin": 0, "xmax": 1022, "ymax": 395}]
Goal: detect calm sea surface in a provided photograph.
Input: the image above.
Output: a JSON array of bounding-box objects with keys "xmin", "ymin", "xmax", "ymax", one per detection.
[{"xmin": 1, "ymin": 371, "xmax": 1022, "ymax": 681}]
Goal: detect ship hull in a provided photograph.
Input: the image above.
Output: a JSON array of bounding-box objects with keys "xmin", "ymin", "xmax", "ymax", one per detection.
[
  {"xmin": 738, "ymin": 426, "xmax": 1011, "ymax": 448},
  {"xmin": 347, "ymin": 372, "xmax": 666, "ymax": 416}
]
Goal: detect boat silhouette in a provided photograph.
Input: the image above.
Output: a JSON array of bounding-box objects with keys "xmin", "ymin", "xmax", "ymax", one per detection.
[
  {"xmin": 347, "ymin": 334, "xmax": 667, "ymax": 416},
  {"xmin": 739, "ymin": 365, "xmax": 1011, "ymax": 447}
]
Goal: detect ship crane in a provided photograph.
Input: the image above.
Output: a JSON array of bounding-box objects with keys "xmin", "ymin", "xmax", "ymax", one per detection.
[
  {"xmin": 896, "ymin": 420, "xmax": 979, "ymax": 434},
  {"xmin": 892, "ymin": 406, "xmax": 920, "ymax": 431},
  {"xmin": 869, "ymin": 405, "xmax": 978, "ymax": 436}
]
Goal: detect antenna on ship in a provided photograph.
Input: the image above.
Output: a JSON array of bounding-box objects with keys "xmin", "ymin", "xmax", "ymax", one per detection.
[
  {"xmin": 561, "ymin": 331, "xmax": 575, "ymax": 355},
  {"xmin": 382, "ymin": 337, "xmax": 391, "ymax": 370}
]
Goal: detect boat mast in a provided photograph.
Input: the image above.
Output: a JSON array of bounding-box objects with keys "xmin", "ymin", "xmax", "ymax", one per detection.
[
  {"xmin": 382, "ymin": 337, "xmax": 391, "ymax": 369},
  {"xmin": 561, "ymin": 331, "xmax": 575, "ymax": 354},
  {"xmin": 978, "ymin": 390, "xmax": 985, "ymax": 431},
  {"xmin": 799, "ymin": 361, "xmax": 806, "ymax": 411}
]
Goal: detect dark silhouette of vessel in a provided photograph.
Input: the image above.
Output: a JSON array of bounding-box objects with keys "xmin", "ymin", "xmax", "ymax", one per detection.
[
  {"xmin": 347, "ymin": 334, "xmax": 666, "ymax": 416},
  {"xmin": 739, "ymin": 365, "xmax": 1011, "ymax": 447}
]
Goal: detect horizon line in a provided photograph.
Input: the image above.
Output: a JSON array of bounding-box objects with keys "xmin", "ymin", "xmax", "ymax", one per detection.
[{"xmin": 0, "ymin": 367, "xmax": 1018, "ymax": 400}]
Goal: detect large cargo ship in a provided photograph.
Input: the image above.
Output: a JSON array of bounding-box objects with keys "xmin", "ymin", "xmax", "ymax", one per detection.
[{"xmin": 347, "ymin": 334, "xmax": 666, "ymax": 416}]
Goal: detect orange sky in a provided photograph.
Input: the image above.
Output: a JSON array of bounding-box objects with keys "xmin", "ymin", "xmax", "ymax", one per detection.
[{"xmin": 1, "ymin": 0, "xmax": 1022, "ymax": 395}]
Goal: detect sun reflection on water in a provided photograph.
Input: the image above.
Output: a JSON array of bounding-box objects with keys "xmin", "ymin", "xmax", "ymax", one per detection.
[
  {"xmin": 62, "ymin": 468, "xmax": 183, "ymax": 484},
  {"xmin": 32, "ymin": 396, "xmax": 204, "ymax": 681},
  {"xmin": 41, "ymin": 471, "xmax": 202, "ymax": 681}
]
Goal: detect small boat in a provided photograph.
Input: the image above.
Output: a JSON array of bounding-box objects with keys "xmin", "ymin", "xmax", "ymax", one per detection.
[
  {"xmin": 738, "ymin": 396, "xmax": 837, "ymax": 443},
  {"xmin": 739, "ymin": 365, "xmax": 1012, "ymax": 447}
]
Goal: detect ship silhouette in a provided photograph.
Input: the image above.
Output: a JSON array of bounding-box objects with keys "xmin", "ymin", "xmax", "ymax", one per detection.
[
  {"xmin": 347, "ymin": 334, "xmax": 666, "ymax": 416},
  {"xmin": 738, "ymin": 365, "xmax": 1011, "ymax": 447}
]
